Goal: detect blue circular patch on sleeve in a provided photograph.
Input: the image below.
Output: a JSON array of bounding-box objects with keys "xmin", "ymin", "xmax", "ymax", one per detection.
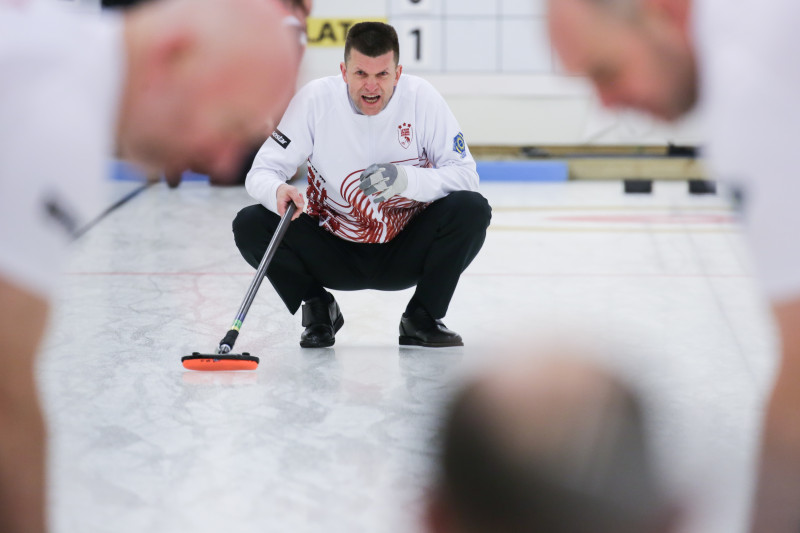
[{"xmin": 453, "ymin": 132, "xmax": 466, "ymax": 158}]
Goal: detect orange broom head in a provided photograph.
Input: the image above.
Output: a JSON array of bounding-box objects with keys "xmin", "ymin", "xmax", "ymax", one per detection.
[{"xmin": 181, "ymin": 352, "xmax": 259, "ymax": 371}]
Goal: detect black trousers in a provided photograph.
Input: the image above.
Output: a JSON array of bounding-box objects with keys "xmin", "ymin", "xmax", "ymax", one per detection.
[{"xmin": 232, "ymin": 191, "xmax": 491, "ymax": 318}]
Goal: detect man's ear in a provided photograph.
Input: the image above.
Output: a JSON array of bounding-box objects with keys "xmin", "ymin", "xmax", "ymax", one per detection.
[
  {"xmin": 395, "ymin": 64, "xmax": 403, "ymax": 85},
  {"xmin": 645, "ymin": 0, "xmax": 691, "ymax": 30},
  {"xmin": 340, "ymin": 61, "xmax": 347, "ymax": 82},
  {"xmin": 148, "ymin": 27, "xmax": 196, "ymax": 84}
]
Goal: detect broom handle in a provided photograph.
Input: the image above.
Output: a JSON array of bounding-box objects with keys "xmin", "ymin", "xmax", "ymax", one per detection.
[{"xmin": 218, "ymin": 202, "xmax": 298, "ymax": 354}]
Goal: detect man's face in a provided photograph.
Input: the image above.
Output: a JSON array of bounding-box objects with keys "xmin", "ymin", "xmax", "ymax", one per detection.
[
  {"xmin": 340, "ymin": 49, "xmax": 402, "ymax": 116},
  {"xmin": 548, "ymin": 0, "xmax": 697, "ymax": 121}
]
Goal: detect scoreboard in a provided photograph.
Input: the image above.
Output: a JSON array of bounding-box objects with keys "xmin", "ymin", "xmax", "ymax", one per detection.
[
  {"xmin": 387, "ymin": 0, "xmax": 552, "ymax": 74},
  {"xmin": 306, "ymin": 0, "xmax": 555, "ymax": 76}
]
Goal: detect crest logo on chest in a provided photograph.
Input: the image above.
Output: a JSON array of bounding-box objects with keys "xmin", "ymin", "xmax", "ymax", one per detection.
[{"xmin": 397, "ymin": 122, "xmax": 413, "ymax": 149}]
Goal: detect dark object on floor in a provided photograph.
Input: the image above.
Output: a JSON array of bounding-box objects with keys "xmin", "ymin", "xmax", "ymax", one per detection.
[
  {"xmin": 667, "ymin": 144, "xmax": 698, "ymax": 157},
  {"xmin": 688, "ymin": 179, "xmax": 716, "ymax": 195},
  {"xmin": 624, "ymin": 179, "xmax": 653, "ymax": 194}
]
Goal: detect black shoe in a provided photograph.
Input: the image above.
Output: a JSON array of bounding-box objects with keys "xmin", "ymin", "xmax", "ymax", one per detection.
[
  {"xmin": 300, "ymin": 294, "xmax": 344, "ymax": 348},
  {"xmin": 399, "ymin": 307, "xmax": 463, "ymax": 347}
]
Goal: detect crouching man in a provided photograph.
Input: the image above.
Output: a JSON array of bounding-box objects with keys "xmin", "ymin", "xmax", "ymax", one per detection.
[{"xmin": 233, "ymin": 21, "xmax": 491, "ymax": 348}]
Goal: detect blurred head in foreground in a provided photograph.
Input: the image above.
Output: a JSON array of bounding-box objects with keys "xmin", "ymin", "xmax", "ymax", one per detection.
[
  {"xmin": 116, "ymin": 0, "xmax": 300, "ymax": 180},
  {"xmin": 285, "ymin": 0, "xmax": 312, "ymax": 20},
  {"xmin": 547, "ymin": 0, "xmax": 696, "ymax": 120},
  {"xmin": 426, "ymin": 356, "xmax": 677, "ymax": 533}
]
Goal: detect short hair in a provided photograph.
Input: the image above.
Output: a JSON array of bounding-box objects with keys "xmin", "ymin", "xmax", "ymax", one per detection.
[
  {"xmin": 344, "ymin": 22, "xmax": 399, "ymax": 64},
  {"xmin": 434, "ymin": 368, "xmax": 667, "ymax": 533}
]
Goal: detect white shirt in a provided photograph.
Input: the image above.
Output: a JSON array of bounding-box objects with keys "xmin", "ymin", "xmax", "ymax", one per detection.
[
  {"xmin": 246, "ymin": 74, "xmax": 479, "ymax": 244},
  {"xmin": 694, "ymin": 0, "xmax": 800, "ymax": 302},
  {"xmin": 0, "ymin": 4, "xmax": 123, "ymax": 297}
]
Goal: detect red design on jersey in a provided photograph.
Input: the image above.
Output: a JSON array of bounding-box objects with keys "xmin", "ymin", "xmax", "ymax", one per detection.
[
  {"xmin": 305, "ymin": 158, "xmax": 428, "ymax": 243},
  {"xmin": 397, "ymin": 123, "xmax": 413, "ymax": 149},
  {"xmin": 418, "ymin": 147, "xmax": 433, "ymax": 169}
]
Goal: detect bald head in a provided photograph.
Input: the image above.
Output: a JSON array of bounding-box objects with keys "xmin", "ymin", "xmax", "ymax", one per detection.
[
  {"xmin": 548, "ymin": 0, "xmax": 697, "ymax": 120},
  {"xmin": 429, "ymin": 356, "xmax": 673, "ymax": 533},
  {"xmin": 117, "ymin": 0, "xmax": 300, "ymax": 178},
  {"xmin": 478, "ymin": 358, "xmax": 645, "ymax": 472}
]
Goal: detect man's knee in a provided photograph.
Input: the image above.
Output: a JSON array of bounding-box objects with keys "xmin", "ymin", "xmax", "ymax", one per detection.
[
  {"xmin": 440, "ymin": 191, "xmax": 492, "ymax": 231},
  {"xmin": 232, "ymin": 204, "xmax": 277, "ymax": 249}
]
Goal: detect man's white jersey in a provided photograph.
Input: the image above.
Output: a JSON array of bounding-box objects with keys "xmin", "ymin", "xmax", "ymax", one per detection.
[
  {"xmin": 0, "ymin": 5, "xmax": 123, "ymax": 296},
  {"xmin": 246, "ymin": 74, "xmax": 479, "ymax": 243}
]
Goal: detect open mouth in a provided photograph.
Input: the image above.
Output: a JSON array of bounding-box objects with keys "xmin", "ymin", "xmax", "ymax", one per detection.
[{"xmin": 362, "ymin": 95, "xmax": 380, "ymax": 105}]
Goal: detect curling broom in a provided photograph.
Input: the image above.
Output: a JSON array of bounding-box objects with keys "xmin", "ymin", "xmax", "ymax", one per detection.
[{"xmin": 182, "ymin": 202, "xmax": 297, "ymax": 371}]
